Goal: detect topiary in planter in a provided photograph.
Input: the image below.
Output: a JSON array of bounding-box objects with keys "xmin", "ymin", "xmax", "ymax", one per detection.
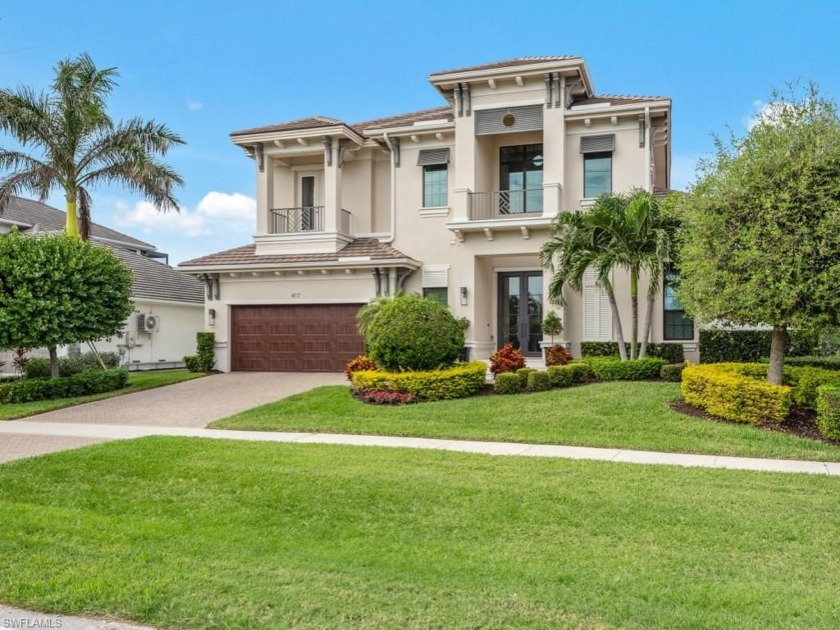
[{"xmin": 364, "ymin": 296, "xmax": 464, "ymax": 372}]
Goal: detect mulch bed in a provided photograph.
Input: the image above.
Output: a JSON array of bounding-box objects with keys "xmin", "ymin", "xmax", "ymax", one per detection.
[{"xmin": 670, "ymin": 400, "xmax": 840, "ymax": 446}]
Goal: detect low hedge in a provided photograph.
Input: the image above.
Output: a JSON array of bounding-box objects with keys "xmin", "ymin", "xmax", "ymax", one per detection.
[
  {"xmin": 494, "ymin": 372, "xmax": 519, "ymax": 395},
  {"xmin": 183, "ymin": 355, "xmax": 201, "ymax": 373},
  {"xmin": 351, "ymin": 361, "xmax": 486, "ymax": 401},
  {"xmin": 580, "ymin": 357, "xmax": 667, "ymax": 381},
  {"xmin": 785, "ymin": 355, "xmax": 840, "ymax": 371},
  {"xmin": 713, "ymin": 363, "xmax": 840, "ymax": 411},
  {"xmin": 547, "ymin": 363, "xmax": 593, "ymax": 388},
  {"xmin": 0, "ymin": 369, "xmax": 128, "ymax": 404},
  {"xmin": 660, "ymin": 363, "xmax": 686, "ymax": 382},
  {"xmin": 681, "ymin": 363, "xmax": 791, "ymax": 424},
  {"xmin": 526, "ymin": 371, "xmax": 551, "ymax": 393},
  {"xmin": 24, "ymin": 352, "xmax": 121, "ymax": 379},
  {"xmin": 699, "ymin": 329, "xmax": 817, "ymax": 363},
  {"xmin": 580, "ymin": 342, "xmax": 685, "ymax": 363},
  {"xmin": 816, "ymin": 386, "xmax": 840, "ymax": 440},
  {"xmin": 516, "ymin": 367, "xmax": 537, "ymax": 389}
]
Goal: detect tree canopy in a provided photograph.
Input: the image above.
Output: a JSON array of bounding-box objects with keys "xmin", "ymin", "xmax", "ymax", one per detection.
[
  {"xmin": 0, "ymin": 53, "xmax": 184, "ymax": 239},
  {"xmin": 677, "ymin": 83, "xmax": 840, "ymax": 383},
  {"xmin": 0, "ymin": 231, "xmax": 133, "ymax": 374}
]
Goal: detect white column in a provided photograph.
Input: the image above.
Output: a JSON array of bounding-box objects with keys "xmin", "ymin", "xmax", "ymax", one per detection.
[
  {"xmin": 256, "ymin": 156, "xmax": 273, "ymax": 235},
  {"xmin": 542, "ymin": 76, "xmax": 565, "ymax": 218},
  {"xmin": 323, "ymin": 140, "xmax": 341, "ymax": 232}
]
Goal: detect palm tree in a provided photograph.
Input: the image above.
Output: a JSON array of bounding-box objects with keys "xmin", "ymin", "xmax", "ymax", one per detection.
[
  {"xmin": 0, "ymin": 53, "xmax": 184, "ymax": 239},
  {"xmin": 540, "ymin": 194, "xmax": 630, "ymax": 360},
  {"xmin": 540, "ymin": 191, "xmax": 679, "ymax": 361}
]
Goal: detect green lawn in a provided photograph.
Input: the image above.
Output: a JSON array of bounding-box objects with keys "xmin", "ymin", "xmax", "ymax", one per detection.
[
  {"xmin": 0, "ymin": 370, "xmax": 203, "ymax": 420},
  {"xmin": 0, "ymin": 437, "xmax": 838, "ymax": 629},
  {"xmin": 212, "ymin": 382, "xmax": 840, "ymax": 462}
]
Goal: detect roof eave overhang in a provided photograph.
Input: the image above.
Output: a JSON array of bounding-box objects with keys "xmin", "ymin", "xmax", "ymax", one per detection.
[
  {"xmin": 429, "ymin": 58, "xmax": 594, "ymax": 97},
  {"xmin": 361, "ymin": 121, "xmax": 455, "ymax": 138},
  {"xmin": 565, "ymin": 100, "xmax": 671, "ymax": 121},
  {"xmin": 230, "ymin": 125, "xmax": 365, "ymax": 147},
  {"xmin": 179, "ymin": 256, "xmax": 421, "ymax": 274}
]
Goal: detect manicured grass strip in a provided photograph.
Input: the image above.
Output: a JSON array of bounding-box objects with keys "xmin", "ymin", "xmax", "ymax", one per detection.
[
  {"xmin": 0, "ymin": 370, "xmax": 203, "ymax": 420},
  {"xmin": 211, "ymin": 382, "xmax": 840, "ymax": 462},
  {"xmin": 1, "ymin": 437, "xmax": 839, "ymax": 629}
]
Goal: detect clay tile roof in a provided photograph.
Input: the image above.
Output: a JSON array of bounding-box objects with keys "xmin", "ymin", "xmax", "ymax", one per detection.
[
  {"xmin": 179, "ymin": 238, "xmax": 413, "ymax": 268},
  {"xmin": 429, "ymin": 56, "xmax": 582, "ymax": 76},
  {"xmin": 230, "ymin": 115, "xmax": 345, "ymax": 137},
  {"xmin": 103, "ymin": 244, "xmax": 204, "ymax": 304},
  {"xmin": 352, "ymin": 106, "xmax": 453, "ymax": 132},
  {"xmin": 573, "ymin": 94, "xmax": 670, "ymax": 106}
]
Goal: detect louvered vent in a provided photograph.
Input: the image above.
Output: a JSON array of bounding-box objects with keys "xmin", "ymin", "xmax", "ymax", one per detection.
[
  {"xmin": 421, "ymin": 265, "xmax": 449, "ymax": 288},
  {"xmin": 475, "ymin": 105, "xmax": 543, "ymax": 135},
  {"xmin": 417, "ymin": 148, "xmax": 450, "ymax": 166},
  {"xmin": 580, "ymin": 134, "xmax": 616, "ymax": 154}
]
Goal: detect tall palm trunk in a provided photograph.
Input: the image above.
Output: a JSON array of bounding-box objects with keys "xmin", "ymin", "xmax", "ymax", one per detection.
[
  {"xmin": 768, "ymin": 325, "xmax": 787, "ymax": 385},
  {"xmin": 604, "ymin": 279, "xmax": 628, "ymax": 361},
  {"xmin": 65, "ymin": 192, "xmax": 80, "ymax": 239},
  {"xmin": 629, "ymin": 269, "xmax": 639, "ymax": 359},
  {"xmin": 639, "ymin": 288, "xmax": 656, "ymax": 358}
]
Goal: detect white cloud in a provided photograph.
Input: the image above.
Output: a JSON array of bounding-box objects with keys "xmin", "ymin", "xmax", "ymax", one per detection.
[
  {"xmin": 187, "ymin": 99, "xmax": 203, "ymax": 111},
  {"xmin": 114, "ymin": 191, "xmax": 255, "ymax": 237},
  {"xmin": 744, "ymin": 100, "xmax": 794, "ymax": 131}
]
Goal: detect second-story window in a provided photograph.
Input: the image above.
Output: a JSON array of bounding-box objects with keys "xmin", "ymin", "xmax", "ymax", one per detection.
[
  {"xmin": 581, "ymin": 134, "xmax": 615, "ymax": 199},
  {"xmin": 418, "ymin": 148, "xmax": 450, "ymax": 208}
]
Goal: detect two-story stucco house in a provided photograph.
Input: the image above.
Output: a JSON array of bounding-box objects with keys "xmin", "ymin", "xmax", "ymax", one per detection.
[{"xmin": 180, "ymin": 56, "xmax": 696, "ymax": 372}]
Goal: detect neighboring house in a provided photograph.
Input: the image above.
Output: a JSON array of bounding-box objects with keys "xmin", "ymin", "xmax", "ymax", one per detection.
[
  {"xmin": 0, "ymin": 197, "xmax": 204, "ymax": 371},
  {"xmin": 180, "ymin": 56, "xmax": 697, "ymax": 373}
]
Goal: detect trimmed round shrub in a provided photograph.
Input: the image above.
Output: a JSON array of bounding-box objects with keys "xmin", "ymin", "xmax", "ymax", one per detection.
[
  {"xmin": 545, "ymin": 344, "xmax": 572, "ymax": 367},
  {"xmin": 660, "ymin": 363, "xmax": 687, "ymax": 382},
  {"xmin": 527, "ymin": 371, "xmax": 551, "ymax": 392},
  {"xmin": 364, "ymin": 296, "xmax": 464, "ymax": 371},
  {"xmin": 516, "ymin": 367, "xmax": 537, "ymax": 389},
  {"xmin": 816, "ymin": 385, "xmax": 840, "ymax": 439},
  {"xmin": 547, "ymin": 363, "xmax": 592, "ymax": 388},
  {"xmin": 494, "ymin": 372, "xmax": 520, "ymax": 395}
]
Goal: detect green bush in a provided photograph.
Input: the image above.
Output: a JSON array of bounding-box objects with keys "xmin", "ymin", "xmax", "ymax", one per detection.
[
  {"xmin": 351, "ymin": 361, "xmax": 485, "ymax": 401},
  {"xmin": 516, "ymin": 367, "xmax": 537, "ymax": 389},
  {"xmin": 183, "ymin": 355, "xmax": 201, "ymax": 373},
  {"xmin": 364, "ymin": 296, "xmax": 464, "ymax": 371},
  {"xmin": 579, "ymin": 342, "xmax": 685, "ymax": 363},
  {"xmin": 788, "ymin": 367, "xmax": 840, "ymax": 410},
  {"xmin": 699, "ymin": 329, "xmax": 817, "ymax": 363},
  {"xmin": 581, "ymin": 357, "xmax": 667, "ymax": 381},
  {"xmin": 526, "ymin": 371, "xmax": 551, "ymax": 393},
  {"xmin": 0, "ymin": 368, "xmax": 128, "ymax": 404},
  {"xmin": 23, "ymin": 352, "xmax": 120, "ymax": 379},
  {"xmin": 547, "ymin": 363, "xmax": 593, "ymax": 388},
  {"xmin": 785, "ymin": 355, "xmax": 840, "ymax": 371},
  {"xmin": 660, "ymin": 363, "xmax": 687, "ymax": 382},
  {"xmin": 681, "ymin": 363, "xmax": 792, "ymax": 424},
  {"xmin": 196, "ymin": 332, "xmax": 216, "ymax": 372},
  {"xmin": 494, "ymin": 372, "xmax": 520, "ymax": 395},
  {"xmin": 816, "ymin": 385, "xmax": 840, "ymax": 440}
]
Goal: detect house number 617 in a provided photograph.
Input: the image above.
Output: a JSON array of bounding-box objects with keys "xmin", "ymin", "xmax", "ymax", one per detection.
[{"xmin": 291, "ymin": 293, "xmax": 301, "ymax": 298}]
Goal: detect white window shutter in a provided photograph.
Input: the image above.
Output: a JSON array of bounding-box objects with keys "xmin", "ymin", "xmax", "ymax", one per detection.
[
  {"xmin": 422, "ymin": 264, "xmax": 449, "ymax": 288},
  {"xmin": 583, "ymin": 268, "xmax": 613, "ymax": 341}
]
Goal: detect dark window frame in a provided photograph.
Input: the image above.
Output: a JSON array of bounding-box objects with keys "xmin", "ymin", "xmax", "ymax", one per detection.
[
  {"xmin": 663, "ymin": 265, "xmax": 695, "ymax": 341},
  {"xmin": 423, "ymin": 287, "xmax": 448, "ymax": 307},
  {"xmin": 422, "ymin": 164, "xmax": 448, "ymax": 208}
]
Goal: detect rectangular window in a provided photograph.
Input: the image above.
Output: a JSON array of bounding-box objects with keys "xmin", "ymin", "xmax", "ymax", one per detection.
[
  {"xmin": 499, "ymin": 144, "xmax": 543, "ymax": 214},
  {"xmin": 584, "ymin": 152, "xmax": 612, "ymax": 198},
  {"xmin": 423, "ymin": 164, "xmax": 448, "ymax": 207},
  {"xmin": 663, "ymin": 265, "xmax": 695, "ymax": 340},
  {"xmin": 423, "ymin": 287, "xmax": 448, "ymax": 306}
]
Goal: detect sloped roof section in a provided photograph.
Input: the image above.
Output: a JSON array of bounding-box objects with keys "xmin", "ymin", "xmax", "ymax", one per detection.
[
  {"xmin": 353, "ymin": 106, "xmax": 453, "ymax": 132},
  {"xmin": 0, "ymin": 196, "xmax": 155, "ymax": 251},
  {"xmin": 230, "ymin": 115, "xmax": 344, "ymax": 137},
  {"xmin": 429, "ymin": 56, "xmax": 582, "ymax": 76},
  {"xmin": 180, "ymin": 238, "xmax": 412, "ymax": 268},
  {"xmin": 104, "ymin": 245, "xmax": 204, "ymax": 304}
]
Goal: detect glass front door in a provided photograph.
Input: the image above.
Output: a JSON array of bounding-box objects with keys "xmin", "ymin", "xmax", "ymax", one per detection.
[{"xmin": 498, "ymin": 271, "xmax": 543, "ymax": 356}]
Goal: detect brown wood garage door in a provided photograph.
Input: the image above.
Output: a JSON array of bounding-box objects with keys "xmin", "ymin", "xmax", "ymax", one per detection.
[{"xmin": 231, "ymin": 304, "xmax": 365, "ymax": 372}]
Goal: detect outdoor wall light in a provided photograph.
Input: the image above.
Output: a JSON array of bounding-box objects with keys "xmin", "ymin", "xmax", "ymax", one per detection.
[
  {"xmin": 460, "ymin": 286, "xmax": 468, "ymax": 306},
  {"xmin": 208, "ymin": 308, "xmax": 216, "ymax": 326}
]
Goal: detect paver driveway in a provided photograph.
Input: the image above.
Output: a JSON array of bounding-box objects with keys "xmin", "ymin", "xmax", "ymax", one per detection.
[{"xmin": 16, "ymin": 372, "xmax": 345, "ymax": 427}]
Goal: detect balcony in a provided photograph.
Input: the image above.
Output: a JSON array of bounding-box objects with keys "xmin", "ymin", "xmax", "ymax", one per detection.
[
  {"xmin": 269, "ymin": 207, "xmax": 351, "ymax": 235},
  {"xmin": 468, "ymin": 190, "xmax": 543, "ymax": 221}
]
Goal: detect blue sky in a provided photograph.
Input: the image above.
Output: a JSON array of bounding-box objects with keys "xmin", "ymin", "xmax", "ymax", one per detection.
[{"xmin": 1, "ymin": 0, "xmax": 838, "ymax": 263}]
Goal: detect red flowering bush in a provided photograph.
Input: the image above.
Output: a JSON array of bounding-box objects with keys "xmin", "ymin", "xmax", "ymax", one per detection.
[
  {"xmin": 359, "ymin": 390, "xmax": 419, "ymax": 405},
  {"xmin": 545, "ymin": 344, "xmax": 573, "ymax": 367},
  {"xmin": 490, "ymin": 343, "xmax": 526, "ymax": 377},
  {"xmin": 344, "ymin": 355, "xmax": 378, "ymax": 381}
]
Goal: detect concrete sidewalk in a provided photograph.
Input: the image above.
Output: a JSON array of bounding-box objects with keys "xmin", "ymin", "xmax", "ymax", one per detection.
[{"xmin": 1, "ymin": 420, "xmax": 839, "ymax": 476}]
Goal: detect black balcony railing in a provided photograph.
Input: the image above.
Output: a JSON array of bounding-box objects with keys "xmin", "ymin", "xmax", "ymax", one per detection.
[
  {"xmin": 270, "ymin": 206, "xmax": 324, "ymax": 233},
  {"xmin": 468, "ymin": 190, "xmax": 543, "ymax": 220}
]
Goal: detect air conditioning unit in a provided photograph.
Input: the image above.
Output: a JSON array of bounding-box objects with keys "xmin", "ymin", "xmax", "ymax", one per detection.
[{"xmin": 137, "ymin": 313, "xmax": 161, "ymax": 333}]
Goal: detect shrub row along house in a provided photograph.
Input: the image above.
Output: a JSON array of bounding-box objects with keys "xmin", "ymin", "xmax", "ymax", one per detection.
[
  {"xmin": 180, "ymin": 56, "xmax": 695, "ymax": 372},
  {"xmin": 0, "ymin": 197, "xmax": 204, "ymax": 371}
]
